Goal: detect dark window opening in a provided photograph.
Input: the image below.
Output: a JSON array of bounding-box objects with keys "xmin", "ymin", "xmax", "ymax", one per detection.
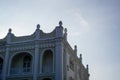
[{"xmin": 23, "ymin": 55, "xmax": 31, "ymax": 73}]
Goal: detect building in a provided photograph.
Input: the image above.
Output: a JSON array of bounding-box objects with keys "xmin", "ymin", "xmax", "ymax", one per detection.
[{"xmin": 0, "ymin": 21, "xmax": 89, "ymax": 80}]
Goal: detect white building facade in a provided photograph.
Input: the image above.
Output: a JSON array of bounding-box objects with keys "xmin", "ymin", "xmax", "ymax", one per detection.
[{"xmin": 0, "ymin": 21, "xmax": 89, "ymax": 80}]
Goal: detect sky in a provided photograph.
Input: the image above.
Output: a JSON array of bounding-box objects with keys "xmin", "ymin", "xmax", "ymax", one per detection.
[{"xmin": 0, "ymin": 0, "xmax": 120, "ymax": 80}]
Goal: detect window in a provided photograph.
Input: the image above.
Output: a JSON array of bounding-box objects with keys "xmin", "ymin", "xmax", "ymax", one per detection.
[
  {"xmin": 42, "ymin": 50, "xmax": 53, "ymax": 73},
  {"xmin": 23, "ymin": 55, "xmax": 31, "ymax": 73}
]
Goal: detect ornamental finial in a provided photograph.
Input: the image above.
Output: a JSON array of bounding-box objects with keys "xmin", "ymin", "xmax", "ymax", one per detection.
[
  {"xmin": 75, "ymin": 45, "xmax": 77, "ymax": 49},
  {"xmin": 65, "ymin": 28, "xmax": 67, "ymax": 33},
  {"xmin": 86, "ymin": 64, "xmax": 89, "ymax": 71},
  {"xmin": 37, "ymin": 24, "xmax": 40, "ymax": 29},
  {"xmin": 59, "ymin": 21, "xmax": 62, "ymax": 26},
  {"xmin": 80, "ymin": 54, "xmax": 82, "ymax": 59},
  {"xmin": 87, "ymin": 64, "xmax": 89, "ymax": 69},
  {"xmin": 80, "ymin": 54, "xmax": 82, "ymax": 63},
  {"xmin": 9, "ymin": 28, "xmax": 12, "ymax": 33}
]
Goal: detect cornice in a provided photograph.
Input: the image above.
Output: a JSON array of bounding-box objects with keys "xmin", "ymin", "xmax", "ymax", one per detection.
[{"xmin": 0, "ymin": 39, "xmax": 56, "ymax": 52}]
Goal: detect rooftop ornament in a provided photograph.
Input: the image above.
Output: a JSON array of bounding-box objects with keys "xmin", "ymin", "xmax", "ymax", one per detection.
[
  {"xmin": 86, "ymin": 64, "xmax": 89, "ymax": 72},
  {"xmin": 87, "ymin": 64, "xmax": 89, "ymax": 69},
  {"xmin": 59, "ymin": 21, "xmax": 62, "ymax": 26},
  {"xmin": 8, "ymin": 28, "xmax": 12, "ymax": 33},
  {"xmin": 80, "ymin": 54, "xmax": 82, "ymax": 59},
  {"xmin": 65, "ymin": 28, "xmax": 67, "ymax": 33},
  {"xmin": 37, "ymin": 24, "xmax": 40, "ymax": 29},
  {"xmin": 80, "ymin": 54, "xmax": 82, "ymax": 63},
  {"xmin": 75, "ymin": 45, "xmax": 77, "ymax": 50}
]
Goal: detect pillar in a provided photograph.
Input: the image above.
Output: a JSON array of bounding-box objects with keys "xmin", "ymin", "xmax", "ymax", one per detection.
[
  {"xmin": 33, "ymin": 25, "xmax": 40, "ymax": 80},
  {"xmin": 55, "ymin": 41, "xmax": 63, "ymax": 80},
  {"xmin": 33, "ymin": 42, "xmax": 39, "ymax": 80},
  {"xmin": 74, "ymin": 45, "xmax": 78, "ymax": 80},
  {"xmin": 2, "ymin": 28, "xmax": 12, "ymax": 80},
  {"xmin": 2, "ymin": 45, "xmax": 10, "ymax": 80}
]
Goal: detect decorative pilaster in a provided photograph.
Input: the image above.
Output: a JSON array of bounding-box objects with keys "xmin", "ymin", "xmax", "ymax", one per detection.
[
  {"xmin": 33, "ymin": 25, "xmax": 40, "ymax": 80},
  {"xmin": 55, "ymin": 41, "xmax": 63, "ymax": 80},
  {"xmin": 2, "ymin": 28, "xmax": 12, "ymax": 80},
  {"xmin": 33, "ymin": 43, "xmax": 39, "ymax": 80},
  {"xmin": 74, "ymin": 45, "xmax": 77, "ymax": 80},
  {"xmin": 2, "ymin": 46, "xmax": 10, "ymax": 80},
  {"xmin": 86, "ymin": 64, "xmax": 90, "ymax": 80},
  {"xmin": 55, "ymin": 21, "xmax": 64, "ymax": 80},
  {"xmin": 40, "ymin": 53, "xmax": 42, "ymax": 74},
  {"xmin": 55, "ymin": 21, "xmax": 64, "ymax": 38}
]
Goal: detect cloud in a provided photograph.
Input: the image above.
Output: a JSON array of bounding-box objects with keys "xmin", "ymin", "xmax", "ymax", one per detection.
[
  {"xmin": 64, "ymin": 9, "xmax": 90, "ymax": 37},
  {"xmin": 74, "ymin": 12, "xmax": 90, "ymax": 32},
  {"xmin": 90, "ymin": 63, "xmax": 120, "ymax": 80}
]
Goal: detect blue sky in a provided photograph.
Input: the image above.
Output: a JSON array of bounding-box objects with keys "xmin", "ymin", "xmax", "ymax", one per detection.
[{"xmin": 0, "ymin": 0, "xmax": 120, "ymax": 80}]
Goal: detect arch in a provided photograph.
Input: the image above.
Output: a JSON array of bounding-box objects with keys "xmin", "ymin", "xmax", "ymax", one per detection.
[
  {"xmin": 10, "ymin": 51, "xmax": 33, "ymax": 60},
  {"xmin": 42, "ymin": 49, "xmax": 53, "ymax": 73},
  {"xmin": 8, "ymin": 51, "xmax": 33, "ymax": 74},
  {"xmin": 41, "ymin": 48, "xmax": 54, "ymax": 58},
  {"xmin": 10, "ymin": 52, "xmax": 33, "ymax": 75}
]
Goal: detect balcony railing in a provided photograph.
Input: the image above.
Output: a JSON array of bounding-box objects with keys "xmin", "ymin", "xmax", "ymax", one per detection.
[{"xmin": 10, "ymin": 67, "xmax": 32, "ymax": 75}]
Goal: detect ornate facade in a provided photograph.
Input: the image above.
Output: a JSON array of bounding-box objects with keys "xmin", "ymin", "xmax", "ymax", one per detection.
[{"xmin": 0, "ymin": 21, "xmax": 89, "ymax": 80}]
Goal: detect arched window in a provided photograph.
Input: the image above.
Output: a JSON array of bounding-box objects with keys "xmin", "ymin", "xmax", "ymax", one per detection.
[
  {"xmin": 0, "ymin": 58, "xmax": 3, "ymax": 74},
  {"xmin": 42, "ymin": 50, "xmax": 53, "ymax": 73},
  {"xmin": 23, "ymin": 55, "xmax": 32, "ymax": 73},
  {"xmin": 10, "ymin": 52, "xmax": 32, "ymax": 75}
]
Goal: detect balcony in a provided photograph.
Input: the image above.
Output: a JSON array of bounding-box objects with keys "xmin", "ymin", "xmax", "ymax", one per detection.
[{"xmin": 10, "ymin": 67, "xmax": 32, "ymax": 75}]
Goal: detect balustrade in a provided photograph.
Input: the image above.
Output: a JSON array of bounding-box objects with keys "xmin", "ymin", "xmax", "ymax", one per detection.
[{"xmin": 10, "ymin": 67, "xmax": 32, "ymax": 75}]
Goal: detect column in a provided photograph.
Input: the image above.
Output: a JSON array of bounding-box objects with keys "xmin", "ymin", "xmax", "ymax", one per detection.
[
  {"xmin": 40, "ymin": 53, "xmax": 42, "ymax": 74},
  {"xmin": 33, "ymin": 42, "xmax": 39, "ymax": 80},
  {"xmin": 55, "ymin": 42, "xmax": 63, "ymax": 80},
  {"xmin": 2, "ymin": 46, "xmax": 10, "ymax": 80},
  {"xmin": 33, "ymin": 24, "xmax": 40, "ymax": 80},
  {"xmin": 74, "ymin": 45, "xmax": 78, "ymax": 80},
  {"xmin": 2, "ymin": 28, "xmax": 11, "ymax": 80}
]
